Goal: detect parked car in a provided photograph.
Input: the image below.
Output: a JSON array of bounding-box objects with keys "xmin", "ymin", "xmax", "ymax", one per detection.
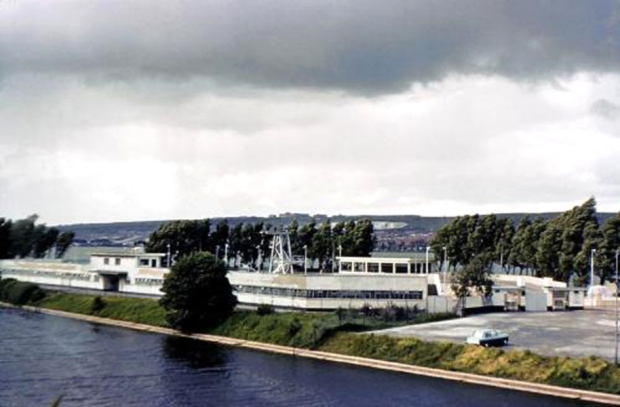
[{"xmin": 466, "ymin": 329, "xmax": 509, "ymax": 347}]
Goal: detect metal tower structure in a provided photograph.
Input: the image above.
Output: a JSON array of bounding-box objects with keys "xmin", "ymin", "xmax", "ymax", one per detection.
[{"xmin": 267, "ymin": 229, "xmax": 294, "ymax": 274}]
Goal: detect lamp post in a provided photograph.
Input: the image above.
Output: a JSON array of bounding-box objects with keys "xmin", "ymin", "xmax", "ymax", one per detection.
[
  {"xmin": 442, "ymin": 246, "xmax": 447, "ymax": 285},
  {"xmin": 167, "ymin": 244, "xmax": 171, "ymax": 268},
  {"xmin": 304, "ymin": 245, "xmax": 308, "ymax": 275},
  {"xmin": 590, "ymin": 248, "xmax": 597, "ymax": 292},
  {"xmin": 615, "ymin": 249, "xmax": 620, "ymax": 365},
  {"xmin": 425, "ymin": 246, "xmax": 430, "ymax": 274},
  {"xmin": 224, "ymin": 243, "xmax": 229, "ymax": 269}
]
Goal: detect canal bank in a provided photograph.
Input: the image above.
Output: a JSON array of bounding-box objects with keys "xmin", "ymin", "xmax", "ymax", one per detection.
[{"xmin": 3, "ymin": 302, "xmax": 620, "ymax": 406}]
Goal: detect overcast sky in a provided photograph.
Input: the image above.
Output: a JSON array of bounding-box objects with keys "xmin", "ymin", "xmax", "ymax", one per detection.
[{"xmin": 2, "ymin": 1, "xmax": 620, "ymax": 225}]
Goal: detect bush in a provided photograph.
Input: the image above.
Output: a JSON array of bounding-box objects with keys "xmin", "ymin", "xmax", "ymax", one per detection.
[
  {"xmin": 257, "ymin": 303, "xmax": 275, "ymax": 316},
  {"xmin": 91, "ymin": 296, "xmax": 106, "ymax": 314},
  {"xmin": 0, "ymin": 278, "xmax": 46, "ymax": 305}
]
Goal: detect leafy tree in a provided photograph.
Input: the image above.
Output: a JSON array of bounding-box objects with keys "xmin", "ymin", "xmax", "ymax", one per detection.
[
  {"xmin": 351, "ymin": 219, "xmax": 375, "ymax": 256},
  {"xmin": 146, "ymin": 219, "xmax": 211, "ymax": 258},
  {"xmin": 494, "ymin": 218, "xmax": 515, "ymax": 271},
  {"xmin": 287, "ymin": 219, "xmax": 302, "ymax": 255},
  {"xmin": 159, "ymin": 252, "xmax": 237, "ymax": 333},
  {"xmin": 298, "ymin": 219, "xmax": 317, "ymax": 268},
  {"xmin": 10, "ymin": 214, "xmax": 39, "ymax": 258},
  {"xmin": 311, "ymin": 219, "xmax": 333, "ymax": 271},
  {"xmin": 33, "ymin": 226, "xmax": 59, "ymax": 258},
  {"xmin": 209, "ymin": 219, "xmax": 230, "ymax": 259},
  {"xmin": 451, "ymin": 254, "xmax": 494, "ymax": 314},
  {"xmin": 599, "ymin": 213, "xmax": 620, "ymax": 283},
  {"xmin": 55, "ymin": 231, "xmax": 75, "ymax": 259},
  {"xmin": 227, "ymin": 223, "xmax": 244, "ymax": 267},
  {"xmin": 536, "ymin": 222, "xmax": 562, "ymax": 279},
  {"xmin": 0, "ymin": 218, "xmax": 12, "ymax": 259}
]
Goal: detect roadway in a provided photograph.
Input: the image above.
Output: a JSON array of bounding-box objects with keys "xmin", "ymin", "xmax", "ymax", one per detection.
[{"xmin": 371, "ymin": 310, "xmax": 620, "ymax": 362}]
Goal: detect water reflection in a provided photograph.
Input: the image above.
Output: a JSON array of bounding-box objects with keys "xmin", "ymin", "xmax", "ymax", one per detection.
[{"xmin": 162, "ymin": 336, "xmax": 228, "ymax": 369}]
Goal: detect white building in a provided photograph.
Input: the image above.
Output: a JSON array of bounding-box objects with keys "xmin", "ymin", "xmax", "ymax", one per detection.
[{"xmin": 0, "ymin": 250, "xmax": 167, "ymax": 296}]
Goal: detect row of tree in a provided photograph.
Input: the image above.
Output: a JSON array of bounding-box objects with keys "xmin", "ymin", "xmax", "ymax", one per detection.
[
  {"xmin": 431, "ymin": 198, "xmax": 620, "ymax": 285},
  {"xmin": 0, "ymin": 215, "xmax": 74, "ymax": 259},
  {"xmin": 146, "ymin": 218, "xmax": 375, "ymax": 271}
]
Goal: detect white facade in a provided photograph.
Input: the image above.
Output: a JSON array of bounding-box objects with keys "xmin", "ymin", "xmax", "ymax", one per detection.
[
  {"xmin": 0, "ymin": 251, "xmax": 167, "ymax": 296},
  {"xmin": 338, "ymin": 256, "xmax": 434, "ymax": 274},
  {"xmin": 229, "ymin": 270, "xmax": 429, "ymax": 310}
]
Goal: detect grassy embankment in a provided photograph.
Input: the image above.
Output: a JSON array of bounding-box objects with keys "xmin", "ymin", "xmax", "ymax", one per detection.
[{"xmin": 2, "ymin": 280, "xmax": 620, "ymax": 396}]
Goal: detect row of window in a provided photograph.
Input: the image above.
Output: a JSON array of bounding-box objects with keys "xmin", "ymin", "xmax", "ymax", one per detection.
[
  {"xmin": 103, "ymin": 258, "xmax": 122, "ymax": 266},
  {"xmin": 1, "ymin": 269, "xmax": 94, "ymax": 281},
  {"xmin": 339, "ymin": 262, "xmax": 428, "ymax": 274},
  {"xmin": 234, "ymin": 285, "xmax": 423, "ymax": 300},
  {"xmin": 134, "ymin": 278, "xmax": 165, "ymax": 286}
]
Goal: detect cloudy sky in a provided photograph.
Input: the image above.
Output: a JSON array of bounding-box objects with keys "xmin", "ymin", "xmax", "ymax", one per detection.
[{"xmin": 2, "ymin": 1, "xmax": 620, "ymax": 225}]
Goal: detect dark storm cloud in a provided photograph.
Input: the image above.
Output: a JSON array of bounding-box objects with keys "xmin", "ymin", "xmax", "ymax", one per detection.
[{"xmin": 1, "ymin": 0, "xmax": 619, "ymax": 94}]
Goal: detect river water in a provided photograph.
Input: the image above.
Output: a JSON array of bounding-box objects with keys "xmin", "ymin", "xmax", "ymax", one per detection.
[{"xmin": 0, "ymin": 308, "xmax": 597, "ymax": 406}]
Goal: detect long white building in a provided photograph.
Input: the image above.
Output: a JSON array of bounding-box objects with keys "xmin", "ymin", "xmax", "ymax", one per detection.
[{"xmin": 0, "ymin": 248, "xmax": 584, "ymax": 312}]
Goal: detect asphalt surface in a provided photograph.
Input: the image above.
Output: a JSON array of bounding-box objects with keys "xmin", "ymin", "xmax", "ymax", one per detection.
[{"xmin": 371, "ymin": 310, "xmax": 620, "ymax": 361}]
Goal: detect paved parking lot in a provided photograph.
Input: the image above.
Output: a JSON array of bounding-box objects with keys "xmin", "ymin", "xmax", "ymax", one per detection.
[{"xmin": 372, "ymin": 310, "xmax": 620, "ymax": 361}]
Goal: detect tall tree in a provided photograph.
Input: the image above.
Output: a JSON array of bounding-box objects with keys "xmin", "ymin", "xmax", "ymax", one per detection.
[
  {"xmin": 0, "ymin": 218, "xmax": 13, "ymax": 259},
  {"xmin": 159, "ymin": 252, "xmax": 237, "ymax": 333},
  {"xmin": 55, "ymin": 231, "xmax": 75, "ymax": 259},
  {"xmin": 146, "ymin": 219, "xmax": 211, "ymax": 258},
  {"xmin": 351, "ymin": 219, "xmax": 375, "ymax": 256},
  {"xmin": 311, "ymin": 219, "xmax": 333, "ymax": 271},
  {"xmin": 227, "ymin": 223, "xmax": 244, "ymax": 267},
  {"xmin": 599, "ymin": 213, "xmax": 620, "ymax": 283},
  {"xmin": 209, "ymin": 219, "xmax": 230, "ymax": 260}
]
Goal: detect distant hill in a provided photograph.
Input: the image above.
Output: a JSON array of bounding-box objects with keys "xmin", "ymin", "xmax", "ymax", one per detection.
[{"xmin": 56, "ymin": 212, "xmax": 617, "ymax": 248}]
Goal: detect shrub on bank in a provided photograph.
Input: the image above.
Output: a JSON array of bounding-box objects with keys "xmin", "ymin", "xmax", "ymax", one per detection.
[
  {"xmin": 319, "ymin": 332, "xmax": 620, "ymax": 395},
  {"xmin": 39, "ymin": 292, "xmax": 167, "ymax": 326},
  {"xmin": 0, "ymin": 278, "xmax": 46, "ymax": 305}
]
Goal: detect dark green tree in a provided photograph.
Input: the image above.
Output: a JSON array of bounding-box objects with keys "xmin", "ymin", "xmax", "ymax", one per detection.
[
  {"xmin": 451, "ymin": 254, "xmax": 494, "ymax": 315},
  {"xmin": 146, "ymin": 219, "xmax": 211, "ymax": 257},
  {"xmin": 159, "ymin": 252, "xmax": 237, "ymax": 333},
  {"xmin": 209, "ymin": 219, "xmax": 230, "ymax": 260},
  {"xmin": 10, "ymin": 214, "xmax": 39, "ymax": 258},
  {"xmin": 599, "ymin": 213, "xmax": 620, "ymax": 283},
  {"xmin": 494, "ymin": 218, "xmax": 515, "ymax": 271},
  {"xmin": 55, "ymin": 231, "xmax": 75, "ymax": 259},
  {"xmin": 312, "ymin": 219, "xmax": 333, "ymax": 271},
  {"xmin": 227, "ymin": 223, "xmax": 244, "ymax": 267},
  {"xmin": 0, "ymin": 218, "xmax": 12, "ymax": 259},
  {"xmin": 351, "ymin": 219, "xmax": 375, "ymax": 256}
]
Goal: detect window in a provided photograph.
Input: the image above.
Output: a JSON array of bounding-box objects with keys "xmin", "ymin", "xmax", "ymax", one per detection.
[
  {"xmin": 395, "ymin": 264, "xmax": 408, "ymax": 274},
  {"xmin": 368, "ymin": 263, "xmax": 379, "ymax": 273},
  {"xmin": 115, "ymin": 258, "xmax": 121, "ymax": 266},
  {"xmin": 139, "ymin": 259, "xmax": 150, "ymax": 266},
  {"xmin": 151, "ymin": 259, "xmax": 157, "ymax": 267},
  {"xmin": 103, "ymin": 258, "xmax": 110, "ymax": 265},
  {"xmin": 381, "ymin": 263, "xmax": 393, "ymax": 273}
]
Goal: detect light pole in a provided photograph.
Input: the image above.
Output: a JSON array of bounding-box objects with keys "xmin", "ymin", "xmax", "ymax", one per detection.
[
  {"xmin": 167, "ymin": 244, "xmax": 171, "ymax": 268},
  {"xmin": 590, "ymin": 248, "xmax": 597, "ymax": 292},
  {"xmin": 425, "ymin": 246, "xmax": 430, "ymax": 274},
  {"xmin": 442, "ymin": 246, "xmax": 447, "ymax": 286},
  {"xmin": 304, "ymin": 245, "xmax": 308, "ymax": 275},
  {"xmin": 615, "ymin": 249, "xmax": 620, "ymax": 365},
  {"xmin": 224, "ymin": 243, "xmax": 229, "ymax": 268}
]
